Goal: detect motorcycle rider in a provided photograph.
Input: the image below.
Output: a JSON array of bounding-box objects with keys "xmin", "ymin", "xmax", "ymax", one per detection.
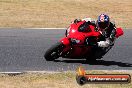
[
  {"xmin": 74, "ymin": 14, "xmax": 116, "ymax": 59},
  {"xmin": 93, "ymin": 14, "xmax": 116, "ymax": 59},
  {"xmin": 96, "ymin": 14, "xmax": 116, "ymax": 47}
]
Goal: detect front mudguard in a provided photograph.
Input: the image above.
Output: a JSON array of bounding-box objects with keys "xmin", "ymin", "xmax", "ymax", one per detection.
[
  {"xmin": 60, "ymin": 37, "xmax": 70, "ymax": 46},
  {"xmin": 59, "ymin": 37, "xmax": 72, "ymax": 57}
]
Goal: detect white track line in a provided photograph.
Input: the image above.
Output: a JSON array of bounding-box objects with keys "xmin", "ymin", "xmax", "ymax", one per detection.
[
  {"xmin": 0, "ymin": 70, "xmax": 132, "ymax": 74},
  {"xmin": 0, "ymin": 72, "xmax": 23, "ymax": 74},
  {"xmin": 26, "ymin": 28, "xmax": 66, "ymax": 30}
]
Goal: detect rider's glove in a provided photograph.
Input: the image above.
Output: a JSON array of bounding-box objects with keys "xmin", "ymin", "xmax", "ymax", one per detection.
[{"xmin": 97, "ymin": 40, "xmax": 110, "ymax": 47}]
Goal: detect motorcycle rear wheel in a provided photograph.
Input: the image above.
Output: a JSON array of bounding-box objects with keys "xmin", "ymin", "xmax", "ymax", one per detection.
[
  {"xmin": 44, "ymin": 42, "xmax": 64, "ymax": 61},
  {"xmin": 86, "ymin": 57, "xmax": 97, "ymax": 63}
]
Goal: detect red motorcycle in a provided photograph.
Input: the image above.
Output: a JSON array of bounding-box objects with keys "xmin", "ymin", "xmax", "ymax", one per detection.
[{"xmin": 44, "ymin": 21, "xmax": 123, "ymax": 61}]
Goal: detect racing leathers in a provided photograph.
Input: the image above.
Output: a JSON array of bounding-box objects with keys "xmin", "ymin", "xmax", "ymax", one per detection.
[
  {"xmin": 93, "ymin": 22, "xmax": 116, "ymax": 59},
  {"xmin": 97, "ymin": 22, "xmax": 116, "ymax": 47}
]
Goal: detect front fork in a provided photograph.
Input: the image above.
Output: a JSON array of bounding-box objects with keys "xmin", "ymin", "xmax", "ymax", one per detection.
[{"xmin": 59, "ymin": 37, "xmax": 73, "ymax": 57}]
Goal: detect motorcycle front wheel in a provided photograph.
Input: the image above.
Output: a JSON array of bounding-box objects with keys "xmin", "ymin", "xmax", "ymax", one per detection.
[{"xmin": 44, "ymin": 42, "xmax": 64, "ymax": 61}]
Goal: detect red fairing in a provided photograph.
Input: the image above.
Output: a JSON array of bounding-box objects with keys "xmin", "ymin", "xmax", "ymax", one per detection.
[
  {"xmin": 59, "ymin": 21, "xmax": 101, "ymax": 58},
  {"xmin": 116, "ymin": 28, "xmax": 124, "ymax": 38},
  {"xmin": 60, "ymin": 37, "xmax": 70, "ymax": 45}
]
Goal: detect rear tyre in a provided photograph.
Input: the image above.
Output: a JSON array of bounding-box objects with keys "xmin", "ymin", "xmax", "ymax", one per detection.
[
  {"xmin": 44, "ymin": 42, "xmax": 64, "ymax": 61},
  {"xmin": 86, "ymin": 57, "xmax": 97, "ymax": 63},
  {"xmin": 85, "ymin": 52, "xmax": 98, "ymax": 63}
]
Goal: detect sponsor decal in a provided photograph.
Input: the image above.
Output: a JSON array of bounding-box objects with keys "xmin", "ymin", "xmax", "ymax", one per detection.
[{"xmin": 76, "ymin": 66, "xmax": 131, "ymax": 85}]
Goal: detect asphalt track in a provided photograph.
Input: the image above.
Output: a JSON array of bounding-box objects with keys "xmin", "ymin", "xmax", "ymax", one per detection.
[{"xmin": 0, "ymin": 28, "xmax": 132, "ymax": 72}]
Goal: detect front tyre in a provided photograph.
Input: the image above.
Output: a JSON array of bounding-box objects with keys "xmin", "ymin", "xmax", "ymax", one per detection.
[{"xmin": 44, "ymin": 42, "xmax": 64, "ymax": 61}]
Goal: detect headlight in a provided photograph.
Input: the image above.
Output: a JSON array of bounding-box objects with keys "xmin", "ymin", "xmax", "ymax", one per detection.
[{"xmin": 71, "ymin": 38, "xmax": 81, "ymax": 44}]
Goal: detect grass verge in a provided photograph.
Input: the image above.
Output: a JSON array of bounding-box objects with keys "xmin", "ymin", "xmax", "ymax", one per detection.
[
  {"xmin": 0, "ymin": 70, "xmax": 132, "ymax": 88},
  {"xmin": 0, "ymin": 0, "xmax": 132, "ymax": 28}
]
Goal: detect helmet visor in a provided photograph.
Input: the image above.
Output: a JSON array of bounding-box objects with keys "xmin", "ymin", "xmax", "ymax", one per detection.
[{"xmin": 98, "ymin": 22, "xmax": 109, "ymax": 29}]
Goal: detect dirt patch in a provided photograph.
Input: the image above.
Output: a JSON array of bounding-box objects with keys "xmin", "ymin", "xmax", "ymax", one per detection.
[{"xmin": 0, "ymin": 0, "xmax": 132, "ymax": 28}]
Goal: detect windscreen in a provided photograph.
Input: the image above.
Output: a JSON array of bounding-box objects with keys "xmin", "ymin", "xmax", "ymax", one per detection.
[{"xmin": 78, "ymin": 22, "xmax": 91, "ymax": 32}]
